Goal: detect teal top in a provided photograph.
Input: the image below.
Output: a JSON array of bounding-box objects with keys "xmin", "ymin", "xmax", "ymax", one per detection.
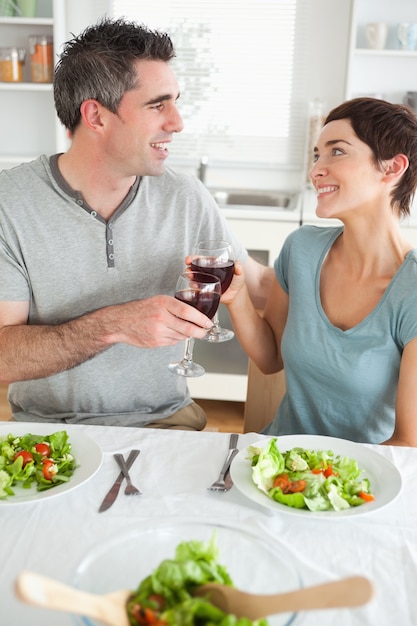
[{"xmin": 263, "ymin": 225, "xmax": 417, "ymax": 443}]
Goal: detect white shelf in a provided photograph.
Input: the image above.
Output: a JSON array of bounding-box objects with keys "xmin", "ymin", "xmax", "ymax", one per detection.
[
  {"xmin": 0, "ymin": 17, "xmax": 53, "ymax": 25},
  {"xmin": 346, "ymin": 0, "xmax": 417, "ymax": 101},
  {"xmin": 0, "ymin": 82, "xmax": 52, "ymax": 91},
  {"xmin": 354, "ymin": 48, "xmax": 417, "ymax": 57}
]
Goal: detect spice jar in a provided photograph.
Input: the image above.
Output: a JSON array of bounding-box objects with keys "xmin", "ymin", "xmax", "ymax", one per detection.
[
  {"xmin": 29, "ymin": 35, "xmax": 53, "ymax": 83},
  {"xmin": 0, "ymin": 47, "xmax": 26, "ymax": 82}
]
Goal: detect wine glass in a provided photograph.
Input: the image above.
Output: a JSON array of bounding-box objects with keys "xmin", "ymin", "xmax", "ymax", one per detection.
[
  {"xmin": 168, "ymin": 270, "xmax": 221, "ymax": 377},
  {"xmin": 191, "ymin": 240, "xmax": 235, "ymax": 343}
]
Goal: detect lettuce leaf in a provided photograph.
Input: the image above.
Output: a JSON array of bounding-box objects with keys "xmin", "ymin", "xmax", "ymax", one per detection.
[
  {"xmin": 250, "ymin": 438, "xmax": 372, "ymax": 512},
  {"xmin": 127, "ymin": 533, "xmax": 269, "ymax": 626},
  {"xmin": 248, "ymin": 439, "xmax": 284, "ymax": 494}
]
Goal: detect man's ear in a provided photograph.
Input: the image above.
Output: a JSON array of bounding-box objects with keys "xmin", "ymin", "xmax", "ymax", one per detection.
[{"xmin": 79, "ymin": 99, "xmax": 106, "ymax": 133}]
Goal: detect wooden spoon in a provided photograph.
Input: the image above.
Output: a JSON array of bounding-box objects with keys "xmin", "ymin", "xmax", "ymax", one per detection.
[
  {"xmin": 15, "ymin": 571, "xmax": 131, "ymax": 626},
  {"xmin": 15, "ymin": 570, "xmax": 374, "ymax": 625},
  {"xmin": 196, "ymin": 576, "xmax": 374, "ymax": 619}
]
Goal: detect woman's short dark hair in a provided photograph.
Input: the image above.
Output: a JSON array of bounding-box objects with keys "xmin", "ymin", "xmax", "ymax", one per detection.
[
  {"xmin": 325, "ymin": 97, "xmax": 417, "ymax": 217},
  {"xmin": 54, "ymin": 17, "xmax": 175, "ymax": 133}
]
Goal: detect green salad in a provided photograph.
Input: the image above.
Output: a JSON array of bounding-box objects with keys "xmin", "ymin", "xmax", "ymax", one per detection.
[
  {"xmin": 127, "ymin": 533, "xmax": 269, "ymax": 626},
  {"xmin": 249, "ymin": 438, "xmax": 374, "ymax": 512},
  {"xmin": 0, "ymin": 430, "xmax": 76, "ymax": 499}
]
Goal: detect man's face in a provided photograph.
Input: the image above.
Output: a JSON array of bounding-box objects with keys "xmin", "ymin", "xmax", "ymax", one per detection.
[{"xmin": 103, "ymin": 59, "xmax": 184, "ymax": 177}]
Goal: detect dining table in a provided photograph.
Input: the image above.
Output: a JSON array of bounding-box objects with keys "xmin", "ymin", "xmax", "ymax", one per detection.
[{"xmin": 1, "ymin": 423, "xmax": 416, "ymax": 626}]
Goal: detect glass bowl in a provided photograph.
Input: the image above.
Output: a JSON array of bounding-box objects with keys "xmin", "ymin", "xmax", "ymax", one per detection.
[{"xmin": 72, "ymin": 518, "xmax": 301, "ymax": 626}]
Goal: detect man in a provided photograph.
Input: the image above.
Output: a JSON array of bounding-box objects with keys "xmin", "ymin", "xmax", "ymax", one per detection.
[{"xmin": 0, "ymin": 18, "xmax": 273, "ymax": 429}]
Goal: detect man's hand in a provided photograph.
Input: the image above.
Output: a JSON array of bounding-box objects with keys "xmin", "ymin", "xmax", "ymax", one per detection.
[{"xmin": 103, "ymin": 294, "xmax": 214, "ymax": 348}]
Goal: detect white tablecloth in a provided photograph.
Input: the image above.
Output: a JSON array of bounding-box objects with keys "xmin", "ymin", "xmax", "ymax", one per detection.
[{"xmin": 1, "ymin": 425, "xmax": 416, "ymax": 625}]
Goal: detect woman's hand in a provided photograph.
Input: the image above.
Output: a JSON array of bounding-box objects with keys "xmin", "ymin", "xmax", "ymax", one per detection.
[{"xmin": 220, "ymin": 260, "xmax": 246, "ymax": 304}]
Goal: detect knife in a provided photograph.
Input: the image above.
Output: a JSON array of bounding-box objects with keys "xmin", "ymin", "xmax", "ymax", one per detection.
[{"xmin": 98, "ymin": 449, "xmax": 140, "ymax": 513}]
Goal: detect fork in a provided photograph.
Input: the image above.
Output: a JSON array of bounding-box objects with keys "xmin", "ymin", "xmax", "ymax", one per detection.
[
  {"xmin": 207, "ymin": 433, "xmax": 239, "ymax": 492},
  {"xmin": 113, "ymin": 453, "xmax": 142, "ymax": 496}
]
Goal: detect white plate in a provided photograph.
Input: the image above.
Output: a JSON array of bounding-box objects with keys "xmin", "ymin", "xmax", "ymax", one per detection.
[
  {"xmin": 73, "ymin": 519, "xmax": 301, "ymax": 626},
  {"xmin": 0, "ymin": 423, "xmax": 103, "ymax": 504},
  {"xmin": 230, "ymin": 434, "xmax": 402, "ymax": 518}
]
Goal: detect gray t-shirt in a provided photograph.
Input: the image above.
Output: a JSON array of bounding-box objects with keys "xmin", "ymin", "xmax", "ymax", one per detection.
[{"xmin": 0, "ymin": 155, "xmax": 247, "ymax": 426}]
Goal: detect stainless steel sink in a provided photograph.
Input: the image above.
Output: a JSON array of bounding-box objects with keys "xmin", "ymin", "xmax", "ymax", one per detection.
[{"xmin": 211, "ymin": 188, "xmax": 298, "ymax": 210}]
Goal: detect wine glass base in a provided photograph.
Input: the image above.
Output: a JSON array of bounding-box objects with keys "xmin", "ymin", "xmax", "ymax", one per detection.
[
  {"xmin": 203, "ymin": 328, "xmax": 235, "ymax": 343},
  {"xmin": 168, "ymin": 361, "xmax": 205, "ymax": 377}
]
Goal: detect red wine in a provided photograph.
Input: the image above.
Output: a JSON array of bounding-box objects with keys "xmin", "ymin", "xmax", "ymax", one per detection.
[
  {"xmin": 191, "ymin": 258, "xmax": 235, "ymax": 293},
  {"xmin": 176, "ymin": 289, "xmax": 220, "ymax": 319}
]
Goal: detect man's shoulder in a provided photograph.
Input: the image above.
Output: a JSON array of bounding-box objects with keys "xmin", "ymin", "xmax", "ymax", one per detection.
[
  {"xmin": 141, "ymin": 167, "xmax": 214, "ymax": 210},
  {"xmin": 0, "ymin": 155, "xmax": 50, "ymax": 187}
]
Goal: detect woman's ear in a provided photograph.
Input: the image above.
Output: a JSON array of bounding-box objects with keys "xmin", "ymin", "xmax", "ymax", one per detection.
[{"xmin": 384, "ymin": 154, "xmax": 409, "ymax": 179}]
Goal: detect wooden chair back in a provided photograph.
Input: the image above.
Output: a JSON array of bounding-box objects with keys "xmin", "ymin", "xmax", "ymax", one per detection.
[{"xmin": 243, "ymin": 360, "xmax": 286, "ymax": 433}]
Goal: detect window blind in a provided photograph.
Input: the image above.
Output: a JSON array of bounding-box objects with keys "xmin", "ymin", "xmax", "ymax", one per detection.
[{"xmin": 111, "ymin": 0, "xmax": 311, "ymax": 169}]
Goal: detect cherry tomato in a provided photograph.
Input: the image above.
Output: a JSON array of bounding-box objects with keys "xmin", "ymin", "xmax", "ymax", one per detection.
[
  {"xmin": 14, "ymin": 450, "xmax": 34, "ymax": 467},
  {"xmin": 359, "ymin": 491, "xmax": 375, "ymax": 502},
  {"xmin": 323, "ymin": 465, "xmax": 334, "ymax": 478},
  {"xmin": 288, "ymin": 479, "xmax": 307, "ymax": 493},
  {"xmin": 34, "ymin": 442, "xmax": 51, "ymax": 457},
  {"xmin": 149, "ymin": 595, "xmax": 165, "ymax": 611},
  {"xmin": 273, "ymin": 474, "xmax": 291, "ymax": 492},
  {"xmin": 42, "ymin": 459, "xmax": 57, "ymax": 481},
  {"xmin": 273, "ymin": 473, "xmax": 306, "ymax": 494},
  {"xmin": 131, "ymin": 605, "xmax": 162, "ymax": 625}
]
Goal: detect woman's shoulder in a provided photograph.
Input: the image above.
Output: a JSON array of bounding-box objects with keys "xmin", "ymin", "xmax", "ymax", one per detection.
[{"xmin": 284, "ymin": 223, "xmax": 343, "ymax": 248}]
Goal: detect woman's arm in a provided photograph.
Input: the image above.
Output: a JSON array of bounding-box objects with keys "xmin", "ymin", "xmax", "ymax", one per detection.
[
  {"xmin": 384, "ymin": 336, "xmax": 417, "ymax": 447},
  {"xmin": 224, "ymin": 263, "xmax": 289, "ymax": 374}
]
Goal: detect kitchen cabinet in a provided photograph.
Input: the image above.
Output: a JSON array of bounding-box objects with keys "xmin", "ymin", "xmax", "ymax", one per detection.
[
  {"xmin": 0, "ymin": 0, "xmax": 69, "ymax": 170},
  {"xmin": 345, "ymin": 0, "xmax": 417, "ymax": 102}
]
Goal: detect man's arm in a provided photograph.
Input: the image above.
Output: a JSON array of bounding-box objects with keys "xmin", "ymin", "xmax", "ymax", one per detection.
[{"xmin": 0, "ymin": 297, "xmax": 214, "ymax": 384}]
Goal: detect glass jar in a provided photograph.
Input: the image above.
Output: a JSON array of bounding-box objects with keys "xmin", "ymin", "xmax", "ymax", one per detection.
[
  {"xmin": 29, "ymin": 35, "xmax": 53, "ymax": 83},
  {"xmin": 0, "ymin": 47, "xmax": 26, "ymax": 82},
  {"xmin": 304, "ymin": 98, "xmax": 326, "ymax": 185}
]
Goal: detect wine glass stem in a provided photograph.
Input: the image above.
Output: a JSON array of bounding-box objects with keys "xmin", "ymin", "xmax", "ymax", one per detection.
[
  {"xmin": 182, "ymin": 337, "xmax": 195, "ymax": 368},
  {"xmin": 210, "ymin": 312, "xmax": 221, "ymax": 335}
]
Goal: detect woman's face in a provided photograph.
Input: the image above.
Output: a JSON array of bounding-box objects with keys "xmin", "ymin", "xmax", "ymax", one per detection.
[{"xmin": 309, "ymin": 118, "xmax": 386, "ymax": 221}]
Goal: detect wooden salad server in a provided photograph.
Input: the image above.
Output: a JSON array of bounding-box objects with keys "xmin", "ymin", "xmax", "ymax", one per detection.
[
  {"xmin": 15, "ymin": 571, "xmax": 131, "ymax": 626},
  {"xmin": 196, "ymin": 575, "xmax": 374, "ymax": 619},
  {"xmin": 15, "ymin": 570, "xmax": 374, "ymax": 625}
]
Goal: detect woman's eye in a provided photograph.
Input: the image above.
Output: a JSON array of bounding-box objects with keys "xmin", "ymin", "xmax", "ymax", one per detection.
[{"xmin": 332, "ymin": 147, "xmax": 344, "ymax": 156}]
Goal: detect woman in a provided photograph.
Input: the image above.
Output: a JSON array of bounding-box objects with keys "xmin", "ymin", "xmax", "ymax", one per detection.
[{"xmin": 225, "ymin": 97, "xmax": 417, "ymax": 445}]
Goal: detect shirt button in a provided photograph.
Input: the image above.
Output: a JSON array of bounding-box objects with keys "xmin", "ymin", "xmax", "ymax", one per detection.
[
  {"xmin": 109, "ymin": 253, "xmax": 115, "ymax": 260},
  {"xmin": 108, "ymin": 239, "xmax": 113, "ymax": 245},
  {"xmin": 91, "ymin": 210, "xmax": 97, "ymax": 217}
]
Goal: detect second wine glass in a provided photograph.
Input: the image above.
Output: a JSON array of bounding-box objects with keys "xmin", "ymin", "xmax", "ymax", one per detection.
[
  {"xmin": 168, "ymin": 270, "xmax": 221, "ymax": 377},
  {"xmin": 191, "ymin": 240, "xmax": 235, "ymax": 343}
]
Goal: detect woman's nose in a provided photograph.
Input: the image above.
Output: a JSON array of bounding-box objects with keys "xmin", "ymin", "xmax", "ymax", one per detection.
[{"xmin": 309, "ymin": 158, "xmax": 326, "ymax": 181}]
